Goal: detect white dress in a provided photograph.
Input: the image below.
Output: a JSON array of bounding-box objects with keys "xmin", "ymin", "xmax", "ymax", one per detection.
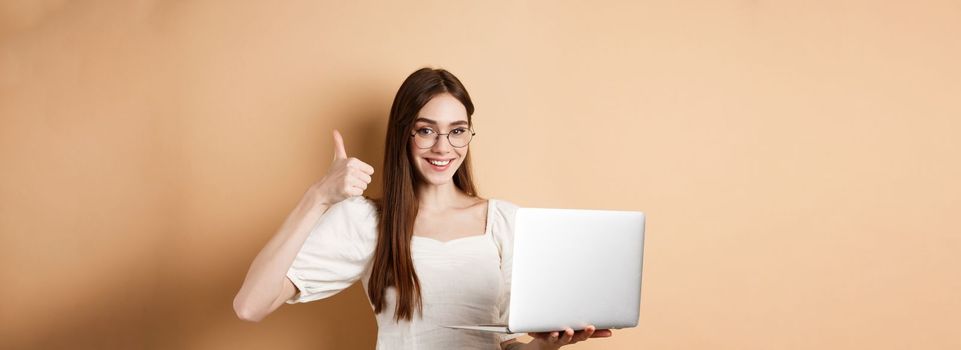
[{"xmin": 286, "ymin": 196, "xmax": 525, "ymax": 349}]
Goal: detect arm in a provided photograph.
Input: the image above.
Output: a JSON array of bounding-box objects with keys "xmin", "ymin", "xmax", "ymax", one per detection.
[
  {"xmin": 232, "ymin": 130, "xmax": 374, "ymax": 322},
  {"xmin": 232, "ymin": 192, "xmax": 332, "ymax": 322}
]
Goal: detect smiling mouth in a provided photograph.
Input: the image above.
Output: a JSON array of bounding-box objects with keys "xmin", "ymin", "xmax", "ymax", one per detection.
[{"xmin": 427, "ymin": 159, "xmax": 452, "ymax": 166}]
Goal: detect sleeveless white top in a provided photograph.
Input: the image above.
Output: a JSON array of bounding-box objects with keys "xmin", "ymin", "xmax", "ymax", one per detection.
[{"xmin": 286, "ymin": 196, "xmax": 524, "ymax": 349}]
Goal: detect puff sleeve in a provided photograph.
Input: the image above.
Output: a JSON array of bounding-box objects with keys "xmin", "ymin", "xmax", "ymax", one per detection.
[
  {"xmin": 285, "ymin": 196, "xmax": 378, "ymax": 304},
  {"xmin": 489, "ymin": 199, "xmax": 526, "ymax": 343}
]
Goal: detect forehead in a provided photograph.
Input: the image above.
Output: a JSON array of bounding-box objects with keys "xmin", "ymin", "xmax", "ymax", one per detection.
[{"xmin": 416, "ymin": 93, "xmax": 468, "ymax": 125}]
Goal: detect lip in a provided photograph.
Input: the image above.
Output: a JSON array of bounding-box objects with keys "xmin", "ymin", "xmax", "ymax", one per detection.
[{"xmin": 423, "ymin": 157, "xmax": 455, "ymax": 172}]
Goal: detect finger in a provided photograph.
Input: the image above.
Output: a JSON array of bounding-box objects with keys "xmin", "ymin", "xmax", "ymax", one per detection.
[
  {"xmin": 560, "ymin": 328, "xmax": 574, "ymax": 344},
  {"xmin": 591, "ymin": 329, "xmax": 613, "ymax": 338},
  {"xmin": 575, "ymin": 326, "xmax": 595, "ymax": 342},
  {"xmin": 332, "ymin": 129, "xmax": 348, "ymax": 160},
  {"xmin": 354, "ymin": 181, "xmax": 368, "ymax": 191},
  {"xmin": 350, "ymin": 172, "xmax": 372, "ymax": 185},
  {"xmin": 345, "ymin": 185, "xmax": 363, "ymax": 197},
  {"xmin": 341, "ymin": 178, "xmax": 364, "ymax": 196},
  {"xmin": 569, "ymin": 327, "xmax": 589, "ymax": 343},
  {"xmin": 348, "ymin": 177, "xmax": 368, "ymax": 190},
  {"xmin": 550, "ymin": 331, "xmax": 560, "ymax": 343},
  {"xmin": 348, "ymin": 158, "xmax": 375, "ymax": 175}
]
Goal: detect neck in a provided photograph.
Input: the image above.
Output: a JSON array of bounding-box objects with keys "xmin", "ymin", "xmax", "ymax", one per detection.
[{"xmin": 417, "ymin": 182, "xmax": 467, "ymax": 211}]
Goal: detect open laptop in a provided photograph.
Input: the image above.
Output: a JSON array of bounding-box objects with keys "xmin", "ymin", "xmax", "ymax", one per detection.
[{"xmin": 446, "ymin": 207, "xmax": 646, "ymax": 334}]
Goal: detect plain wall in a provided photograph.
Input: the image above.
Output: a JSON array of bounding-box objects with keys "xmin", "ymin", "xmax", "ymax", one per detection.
[{"xmin": 1, "ymin": 0, "xmax": 959, "ymax": 349}]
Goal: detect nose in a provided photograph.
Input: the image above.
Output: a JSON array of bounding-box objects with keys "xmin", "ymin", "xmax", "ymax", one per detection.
[{"xmin": 430, "ymin": 134, "xmax": 453, "ymax": 153}]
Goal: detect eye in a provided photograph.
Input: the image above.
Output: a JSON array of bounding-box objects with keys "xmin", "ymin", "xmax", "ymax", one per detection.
[
  {"xmin": 415, "ymin": 127, "xmax": 436, "ymax": 136},
  {"xmin": 451, "ymin": 128, "xmax": 469, "ymax": 135}
]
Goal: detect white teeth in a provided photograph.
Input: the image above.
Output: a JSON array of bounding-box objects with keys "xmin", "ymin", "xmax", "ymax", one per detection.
[{"xmin": 428, "ymin": 159, "xmax": 451, "ymax": 166}]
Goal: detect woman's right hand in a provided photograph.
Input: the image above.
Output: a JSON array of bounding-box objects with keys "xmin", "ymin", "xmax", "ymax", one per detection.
[
  {"xmin": 233, "ymin": 130, "xmax": 374, "ymax": 322},
  {"xmin": 307, "ymin": 129, "xmax": 374, "ymax": 206}
]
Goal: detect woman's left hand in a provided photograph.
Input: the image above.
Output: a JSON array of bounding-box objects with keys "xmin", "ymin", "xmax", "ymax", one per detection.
[{"xmin": 527, "ymin": 325, "xmax": 612, "ymax": 349}]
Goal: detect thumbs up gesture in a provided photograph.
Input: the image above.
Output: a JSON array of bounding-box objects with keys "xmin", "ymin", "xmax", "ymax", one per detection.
[{"xmin": 309, "ymin": 130, "xmax": 375, "ymax": 206}]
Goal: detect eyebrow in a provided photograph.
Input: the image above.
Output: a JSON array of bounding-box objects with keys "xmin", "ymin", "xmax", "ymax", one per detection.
[{"xmin": 415, "ymin": 117, "xmax": 469, "ymax": 127}]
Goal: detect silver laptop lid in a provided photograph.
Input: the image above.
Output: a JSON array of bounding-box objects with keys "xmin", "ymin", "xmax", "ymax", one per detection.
[{"xmin": 508, "ymin": 208, "xmax": 645, "ymax": 333}]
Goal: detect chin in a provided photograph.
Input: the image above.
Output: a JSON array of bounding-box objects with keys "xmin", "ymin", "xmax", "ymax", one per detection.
[
  {"xmin": 420, "ymin": 172, "xmax": 456, "ymax": 186},
  {"xmin": 422, "ymin": 179, "xmax": 452, "ymax": 187},
  {"xmin": 420, "ymin": 171, "xmax": 456, "ymax": 186}
]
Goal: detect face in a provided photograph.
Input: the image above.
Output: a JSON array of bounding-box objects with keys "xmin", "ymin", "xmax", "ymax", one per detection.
[{"xmin": 409, "ymin": 93, "xmax": 471, "ymax": 187}]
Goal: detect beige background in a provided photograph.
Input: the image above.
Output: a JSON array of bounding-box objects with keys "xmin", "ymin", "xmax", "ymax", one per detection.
[{"xmin": 2, "ymin": 0, "xmax": 960, "ymax": 349}]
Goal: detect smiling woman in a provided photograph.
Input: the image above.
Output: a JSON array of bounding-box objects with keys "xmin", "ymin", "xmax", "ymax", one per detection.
[
  {"xmin": 367, "ymin": 68, "xmax": 481, "ymax": 324},
  {"xmin": 232, "ymin": 68, "xmax": 610, "ymax": 350}
]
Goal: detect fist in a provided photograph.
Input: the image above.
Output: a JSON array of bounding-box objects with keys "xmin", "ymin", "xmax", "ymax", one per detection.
[{"xmin": 309, "ymin": 129, "xmax": 374, "ymax": 206}]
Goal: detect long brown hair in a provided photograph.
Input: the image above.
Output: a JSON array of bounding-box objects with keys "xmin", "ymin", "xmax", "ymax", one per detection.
[{"xmin": 368, "ymin": 68, "xmax": 478, "ymax": 321}]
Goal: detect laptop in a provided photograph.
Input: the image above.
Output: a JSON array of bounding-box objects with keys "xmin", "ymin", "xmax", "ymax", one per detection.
[{"xmin": 446, "ymin": 207, "xmax": 646, "ymax": 334}]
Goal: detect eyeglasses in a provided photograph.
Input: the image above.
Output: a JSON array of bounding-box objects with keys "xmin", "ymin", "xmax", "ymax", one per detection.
[{"xmin": 410, "ymin": 127, "xmax": 476, "ymax": 149}]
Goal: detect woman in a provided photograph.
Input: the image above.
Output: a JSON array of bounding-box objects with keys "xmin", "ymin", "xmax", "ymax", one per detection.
[{"xmin": 233, "ymin": 68, "xmax": 612, "ymax": 349}]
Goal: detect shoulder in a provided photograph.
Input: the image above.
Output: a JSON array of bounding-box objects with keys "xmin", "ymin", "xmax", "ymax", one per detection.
[
  {"xmin": 319, "ymin": 196, "xmax": 379, "ymax": 239},
  {"xmin": 329, "ymin": 196, "xmax": 378, "ymax": 222},
  {"xmin": 489, "ymin": 198, "xmax": 520, "ymax": 223},
  {"xmin": 488, "ymin": 198, "xmax": 520, "ymax": 239},
  {"xmin": 298, "ymin": 196, "xmax": 379, "ymax": 260},
  {"xmin": 487, "ymin": 198, "xmax": 520, "ymax": 260}
]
